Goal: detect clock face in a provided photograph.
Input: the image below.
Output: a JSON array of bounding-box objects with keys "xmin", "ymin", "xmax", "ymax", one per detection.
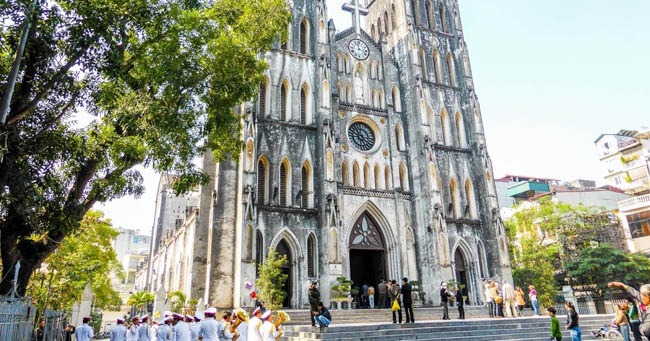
[{"xmin": 348, "ymin": 39, "xmax": 370, "ymax": 60}]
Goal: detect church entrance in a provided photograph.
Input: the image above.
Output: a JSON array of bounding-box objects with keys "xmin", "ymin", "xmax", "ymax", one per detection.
[
  {"xmin": 454, "ymin": 249, "xmax": 469, "ymax": 305},
  {"xmin": 348, "ymin": 212, "xmax": 386, "ymax": 307},
  {"xmin": 276, "ymin": 239, "xmax": 292, "ymax": 308}
]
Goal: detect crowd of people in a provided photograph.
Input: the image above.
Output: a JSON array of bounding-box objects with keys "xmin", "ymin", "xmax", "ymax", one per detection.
[{"xmin": 482, "ymin": 279, "xmax": 539, "ymax": 318}]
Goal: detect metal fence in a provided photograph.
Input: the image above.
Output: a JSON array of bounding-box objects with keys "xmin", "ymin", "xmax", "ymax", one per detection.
[{"xmin": 0, "ymin": 297, "xmax": 67, "ymax": 341}]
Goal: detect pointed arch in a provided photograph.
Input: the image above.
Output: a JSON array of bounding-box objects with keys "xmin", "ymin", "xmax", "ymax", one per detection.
[
  {"xmin": 463, "ymin": 55, "xmax": 471, "ymax": 77},
  {"xmin": 369, "ymin": 61, "xmax": 375, "ymax": 79},
  {"xmin": 392, "ymin": 86, "xmax": 402, "ymax": 112},
  {"xmin": 455, "ymin": 112, "xmax": 466, "ymax": 147},
  {"xmin": 477, "ymin": 240, "xmax": 488, "ymax": 279},
  {"xmin": 281, "ymin": 19, "xmax": 290, "ymax": 50},
  {"xmin": 395, "ymin": 123, "xmax": 405, "ymax": 151},
  {"xmin": 322, "ymin": 80, "xmax": 330, "ymax": 107},
  {"xmin": 376, "ymin": 63, "xmax": 382, "ymax": 80},
  {"xmin": 412, "ymin": 0, "xmax": 421, "ymax": 26},
  {"xmin": 269, "ymin": 228, "xmax": 303, "ymax": 262},
  {"xmin": 328, "ymin": 228, "xmax": 339, "ymax": 263},
  {"xmin": 427, "ymin": 106, "xmax": 436, "ymax": 141},
  {"xmin": 474, "ymin": 110, "xmax": 481, "ymax": 133},
  {"xmin": 353, "ymin": 161, "xmax": 360, "ymax": 187},
  {"xmin": 301, "ymin": 160, "xmax": 313, "ymax": 208},
  {"xmin": 300, "ymin": 18, "xmax": 309, "ymax": 54},
  {"xmin": 377, "ymin": 17, "xmax": 383, "ymax": 36},
  {"xmin": 379, "ymin": 89, "xmax": 385, "ymax": 110},
  {"xmin": 419, "ymin": 48, "xmax": 428, "ymax": 80},
  {"xmin": 371, "ymin": 24, "xmax": 377, "ymax": 41},
  {"xmin": 439, "ymin": 2, "xmax": 448, "ymax": 33},
  {"xmin": 344, "ymin": 54, "xmax": 351, "ymax": 74},
  {"xmin": 342, "ymin": 161, "xmax": 350, "ymax": 186},
  {"xmin": 363, "ymin": 162, "xmax": 371, "ymax": 189},
  {"xmin": 371, "ymin": 88, "xmax": 377, "ymax": 108},
  {"xmin": 433, "ymin": 50, "xmax": 442, "ymax": 83},
  {"xmin": 439, "ymin": 232, "xmax": 449, "ymax": 265},
  {"xmin": 257, "ymin": 155, "xmax": 270, "ymax": 205},
  {"xmin": 425, "ymin": 0, "xmax": 434, "ymax": 29},
  {"xmin": 384, "ymin": 165, "xmax": 393, "ymax": 190},
  {"xmin": 259, "ymin": 76, "xmax": 270, "ymax": 117},
  {"xmin": 464, "ymin": 178, "xmax": 477, "ymax": 218},
  {"xmin": 255, "ymin": 229, "xmax": 264, "ymax": 275},
  {"xmin": 300, "ymin": 83, "xmax": 310, "ymax": 124},
  {"xmin": 447, "ymin": 53, "xmax": 457, "ymax": 87},
  {"xmin": 399, "ymin": 162, "xmax": 409, "ymax": 191},
  {"xmin": 337, "ymin": 53, "xmax": 343, "ymax": 72},
  {"xmin": 279, "ymin": 157, "xmax": 292, "ymax": 206},
  {"xmin": 319, "ymin": 20, "xmax": 326, "ymax": 43},
  {"xmin": 244, "ymin": 224, "xmax": 254, "ymax": 260},
  {"xmin": 450, "ymin": 177, "xmax": 460, "ymax": 218},
  {"xmin": 374, "ymin": 163, "xmax": 382, "ymax": 190},
  {"xmin": 246, "ymin": 139, "xmax": 255, "ymax": 172},
  {"xmin": 486, "ymin": 171, "xmax": 495, "ymax": 196},
  {"xmin": 325, "ymin": 150, "xmax": 334, "ymax": 181},
  {"xmin": 391, "ymin": 4, "xmax": 397, "ymax": 28},
  {"xmin": 345, "ymin": 83, "xmax": 352, "ymax": 103},
  {"xmin": 384, "ymin": 10, "xmax": 390, "ymax": 34},
  {"xmin": 441, "ymin": 109, "xmax": 452, "ymax": 145},
  {"xmin": 307, "ymin": 233, "xmax": 317, "ymax": 277},
  {"xmin": 429, "ymin": 162, "xmax": 437, "ymax": 191},
  {"xmin": 280, "ymin": 80, "xmax": 290, "ymax": 122}
]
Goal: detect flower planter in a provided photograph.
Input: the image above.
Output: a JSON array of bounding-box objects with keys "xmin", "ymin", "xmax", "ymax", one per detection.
[{"xmin": 331, "ymin": 297, "xmax": 353, "ymax": 310}]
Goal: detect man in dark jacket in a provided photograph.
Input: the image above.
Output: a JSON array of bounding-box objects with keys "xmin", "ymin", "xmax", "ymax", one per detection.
[
  {"xmin": 313, "ymin": 302, "xmax": 332, "ymax": 328},
  {"xmin": 440, "ymin": 282, "xmax": 451, "ymax": 320},
  {"xmin": 378, "ymin": 280, "xmax": 387, "ymax": 309},
  {"xmin": 401, "ymin": 278, "xmax": 415, "ymax": 323},
  {"xmin": 389, "ymin": 280, "xmax": 402, "ymax": 323},
  {"xmin": 455, "ymin": 287, "xmax": 465, "ymax": 319},
  {"xmin": 308, "ymin": 281, "xmax": 321, "ymax": 327}
]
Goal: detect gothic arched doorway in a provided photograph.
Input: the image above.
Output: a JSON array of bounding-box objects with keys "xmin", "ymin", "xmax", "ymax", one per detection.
[
  {"xmin": 276, "ymin": 239, "xmax": 293, "ymax": 308},
  {"xmin": 454, "ymin": 248, "xmax": 469, "ymax": 305},
  {"xmin": 348, "ymin": 212, "xmax": 387, "ymax": 302}
]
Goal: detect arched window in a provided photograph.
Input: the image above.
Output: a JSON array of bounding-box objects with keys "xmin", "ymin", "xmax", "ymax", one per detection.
[
  {"xmin": 301, "ymin": 161, "xmax": 312, "ymax": 208},
  {"xmin": 379, "ymin": 90, "xmax": 385, "ymax": 110},
  {"xmin": 307, "ymin": 234, "xmax": 317, "ymax": 277},
  {"xmin": 439, "ymin": 233, "xmax": 449, "ymax": 265},
  {"xmin": 391, "ymin": 4, "xmax": 397, "ymax": 28},
  {"xmin": 392, "ymin": 86, "xmax": 402, "ymax": 112},
  {"xmin": 384, "ymin": 11, "xmax": 390, "ymax": 34},
  {"xmin": 463, "ymin": 56, "xmax": 471, "ymax": 77},
  {"xmin": 433, "ymin": 50, "xmax": 442, "ymax": 83},
  {"xmin": 376, "ymin": 63, "xmax": 382, "ymax": 80},
  {"xmin": 345, "ymin": 54, "xmax": 351, "ymax": 74},
  {"xmin": 441, "ymin": 109, "xmax": 451, "ymax": 145},
  {"xmin": 455, "ymin": 112, "xmax": 466, "ymax": 147},
  {"xmin": 257, "ymin": 156, "xmax": 269, "ymax": 205},
  {"xmin": 353, "ymin": 161, "xmax": 360, "ymax": 187},
  {"xmin": 439, "ymin": 3, "xmax": 448, "ymax": 33},
  {"xmin": 371, "ymin": 89, "xmax": 377, "ymax": 107},
  {"xmin": 300, "ymin": 85, "xmax": 307, "ymax": 124},
  {"xmin": 371, "ymin": 24, "xmax": 377, "ymax": 41},
  {"xmin": 429, "ymin": 162, "xmax": 437, "ymax": 191},
  {"xmin": 341, "ymin": 161, "xmax": 349, "ymax": 185},
  {"xmin": 413, "ymin": 0, "xmax": 421, "ymax": 26},
  {"xmin": 399, "ymin": 162, "xmax": 409, "ymax": 191},
  {"xmin": 337, "ymin": 53, "xmax": 343, "ymax": 72},
  {"xmin": 377, "ymin": 18, "xmax": 383, "ymax": 36},
  {"xmin": 450, "ymin": 177, "xmax": 460, "ymax": 218},
  {"xmin": 427, "ymin": 106, "xmax": 436, "ymax": 141},
  {"xmin": 259, "ymin": 78, "xmax": 268, "ymax": 117},
  {"xmin": 385, "ymin": 165, "xmax": 393, "ymax": 190},
  {"xmin": 326, "ymin": 151, "xmax": 334, "ymax": 180},
  {"xmin": 465, "ymin": 179, "xmax": 476, "ymax": 218},
  {"xmin": 395, "ymin": 124, "xmax": 405, "ymax": 151},
  {"xmin": 477, "ymin": 241, "xmax": 487, "ymax": 278},
  {"xmin": 322, "ymin": 80, "xmax": 330, "ymax": 107},
  {"xmin": 300, "ymin": 19, "xmax": 309, "ymax": 54},
  {"xmin": 281, "ymin": 21, "xmax": 290, "ymax": 50},
  {"xmin": 255, "ymin": 229, "xmax": 263, "ymax": 275},
  {"xmin": 447, "ymin": 53, "xmax": 456, "ymax": 87},
  {"xmin": 369, "ymin": 61, "xmax": 375, "ymax": 79},
  {"xmin": 280, "ymin": 81, "xmax": 289, "ymax": 121},
  {"xmin": 486, "ymin": 171, "xmax": 495, "ymax": 196},
  {"xmin": 425, "ymin": 0, "xmax": 434, "ymax": 29},
  {"xmin": 245, "ymin": 225, "xmax": 254, "ymax": 259},
  {"xmin": 363, "ymin": 162, "xmax": 371, "ymax": 188},
  {"xmin": 280, "ymin": 158, "xmax": 291, "ymax": 206},
  {"xmin": 346, "ymin": 84, "xmax": 352, "ymax": 103},
  {"xmin": 319, "ymin": 20, "xmax": 326, "ymax": 43},
  {"xmin": 419, "ymin": 48, "xmax": 428, "ymax": 80},
  {"xmin": 374, "ymin": 164, "xmax": 382, "ymax": 190},
  {"xmin": 474, "ymin": 111, "xmax": 480, "ymax": 133},
  {"xmin": 246, "ymin": 139, "xmax": 255, "ymax": 172}
]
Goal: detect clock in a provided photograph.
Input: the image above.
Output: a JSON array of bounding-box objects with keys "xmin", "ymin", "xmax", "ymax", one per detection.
[{"xmin": 348, "ymin": 39, "xmax": 369, "ymax": 60}]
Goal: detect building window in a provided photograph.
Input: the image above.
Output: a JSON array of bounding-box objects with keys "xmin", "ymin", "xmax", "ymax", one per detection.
[
  {"xmin": 280, "ymin": 82, "xmax": 289, "ymax": 121},
  {"xmin": 300, "ymin": 86, "xmax": 307, "ymax": 124},
  {"xmin": 627, "ymin": 211, "xmax": 650, "ymax": 238},
  {"xmin": 280, "ymin": 159, "xmax": 291, "ymax": 206},
  {"xmin": 307, "ymin": 234, "xmax": 316, "ymax": 277},
  {"xmin": 255, "ymin": 230, "xmax": 263, "ymax": 276},
  {"xmin": 342, "ymin": 161, "xmax": 349, "ymax": 185},
  {"xmin": 439, "ymin": 3, "xmax": 448, "ymax": 33},
  {"xmin": 301, "ymin": 162, "xmax": 311, "ymax": 208},
  {"xmin": 257, "ymin": 156, "xmax": 269, "ymax": 205},
  {"xmin": 300, "ymin": 19, "xmax": 309, "ymax": 54}
]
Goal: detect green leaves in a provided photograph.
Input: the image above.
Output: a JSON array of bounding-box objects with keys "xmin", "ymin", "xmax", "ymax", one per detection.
[{"xmin": 256, "ymin": 250, "xmax": 288, "ymax": 310}]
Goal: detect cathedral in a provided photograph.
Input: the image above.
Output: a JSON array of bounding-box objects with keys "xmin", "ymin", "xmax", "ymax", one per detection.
[{"xmin": 145, "ymin": 0, "xmax": 513, "ymax": 309}]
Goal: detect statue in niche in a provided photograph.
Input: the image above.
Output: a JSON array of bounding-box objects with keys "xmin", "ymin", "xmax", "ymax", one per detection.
[{"xmin": 354, "ymin": 71, "xmax": 364, "ymax": 103}]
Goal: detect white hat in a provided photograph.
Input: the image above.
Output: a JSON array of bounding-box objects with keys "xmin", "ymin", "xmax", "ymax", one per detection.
[
  {"xmin": 185, "ymin": 314, "xmax": 194, "ymax": 321},
  {"xmin": 140, "ymin": 314, "xmax": 149, "ymax": 321},
  {"xmin": 164, "ymin": 311, "xmax": 172, "ymax": 318},
  {"xmin": 194, "ymin": 312, "xmax": 203, "ymax": 321},
  {"xmin": 172, "ymin": 313, "xmax": 184, "ymax": 320},
  {"xmin": 164, "ymin": 316, "xmax": 173, "ymax": 323},
  {"xmin": 116, "ymin": 318, "xmax": 125, "ymax": 323},
  {"xmin": 261, "ymin": 311, "xmax": 272, "ymax": 320},
  {"xmin": 205, "ymin": 307, "xmax": 217, "ymax": 317},
  {"xmin": 252, "ymin": 307, "xmax": 262, "ymax": 316}
]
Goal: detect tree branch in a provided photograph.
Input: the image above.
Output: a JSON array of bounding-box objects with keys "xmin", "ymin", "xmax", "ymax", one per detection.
[{"xmin": 26, "ymin": 91, "xmax": 79, "ymax": 146}]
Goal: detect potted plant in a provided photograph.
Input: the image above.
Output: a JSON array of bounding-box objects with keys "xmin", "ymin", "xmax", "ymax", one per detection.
[{"xmin": 331, "ymin": 277, "xmax": 355, "ymax": 309}]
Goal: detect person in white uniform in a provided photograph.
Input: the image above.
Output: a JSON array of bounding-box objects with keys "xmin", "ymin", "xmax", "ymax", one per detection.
[
  {"xmin": 138, "ymin": 314, "xmax": 151, "ymax": 341},
  {"xmin": 259, "ymin": 311, "xmax": 278, "ymax": 341},
  {"xmin": 236, "ymin": 312, "xmax": 248, "ymax": 341},
  {"xmin": 218, "ymin": 312, "xmax": 236, "ymax": 340},
  {"xmin": 172, "ymin": 312, "xmax": 192, "ymax": 341},
  {"xmin": 157, "ymin": 317, "xmax": 173, "ymax": 341},
  {"xmin": 127, "ymin": 317, "xmax": 139, "ymax": 341},
  {"xmin": 190, "ymin": 313, "xmax": 202, "ymax": 340},
  {"xmin": 199, "ymin": 307, "xmax": 219, "ymax": 341},
  {"xmin": 110, "ymin": 318, "xmax": 127, "ymax": 341},
  {"xmin": 76, "ymin": 317, "xmax": 94, "ymax": 341},
  {"xmin": 246, "ymin": 307, "xmax": 263, "ymax": 341}
]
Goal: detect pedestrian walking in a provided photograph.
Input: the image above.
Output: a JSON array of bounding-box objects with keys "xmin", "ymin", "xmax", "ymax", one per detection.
[
  {"xmin": 565, "ymin": 301, "xmax": 581, "ymax": 341},
  {"xmin": 455, "ymin": 287, "xmax": 465, "ymax": 320},
  {"xmin": 548, "ymin": 307, "xmax": 562, "ymax": 341},
  {"xmin": 401, "ymin": 278, "xmax": 415, "ymax": 323},
  {"xmin": 515, "ymin": 287, "xmax": 526, "ymax": 317},
  {"xmin": 361, "ymin": 283, "xmax": 369, "ymax": 309},
  {"xmin": 529, "ymin": 285, "xmax": 540, "ymax": 316},
  {"xmin": 308, "ymin": 281, "xmax": 320, "ymax": 327},
  {"xmin": 111, "ymin": 318, "xmax": 127, "ymax": 341},
  {"xmin": 608, "ymin": 282, "xmax": 650, "ymax": 340},
  {"xmin": 626, "ymin": 297, "xmax": 642, "ymax": 341},
  {"xmin": 76, "ymin": 317, "xmax": 94, "ymax": 341},
  {"xmin": 378, "ymin": 280, "xmax": 387, "ymax": 309},
  {"xmin": 489, "ymin": 282, "xmax": 500, "ymax": 318},
  {"xmin": 389, "ymin": 280, "xmax": 402, "ymax": 323},
  {"xmin": 440, "ymin": 282, "xmax": 451, "ymax": 320},
  {"xmin": 502, "ymin": 280, "xmax": 517, "ymax": 317},
  {"xmin": 484, "ymin": 281, "xmax": 494, "ymax": 318},
  {"xmin": 368, "ymin": 286, "xmax": 376, "ymax": 309},
  {"xmin": 616, "ymin": 303, "xmax": 631, "ymax": 341}
]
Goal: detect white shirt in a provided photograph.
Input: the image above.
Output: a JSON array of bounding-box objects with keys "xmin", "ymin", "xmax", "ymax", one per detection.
[
  {"xmin": 127, "ymin": 325, "xmax": 139, "ymax": 341},
  {"xmin": 218, "ymin": 319, "xmax": 235, "ymax": 340},
  {"xmin": 237, "ymin": 321, "xmax": 248, "ymax": 341},
  {"xmin": 157, "ymin": 324, "xmax": 172, "ymax": 341},
  {"xmin": 190, "ymin": 322, "xmax": 201, "ymax": 340},
  {"xmin": 484, "ymin": 285, "xmax": 493, "ymax": 303},
  {"xmin": 173, "ymin": 321, "xmax": 192, "ymax": 341},
  {"xmin": 76, "ymin": 323, "xmax": 94, "ymax": 341},
  {"xmin": 260, "ymin": 321, "xmax": 278, "ymax": 341},
  {"xmin": 198, "ymin": 317, "xmax": 220, "ymax": 341},
  {"xmin": 246, "ymin": 317, "xmax": 263, "ymax": 341},
  {"xmin": 110, "ymin": 324, "xmax": 127, "ymax": 341},
  {"xmin": 138, "ymin": 323, "xmax": 151, "ymax": 341},
  {"xmin": 502, "ymin": 283, "xmax": 515, "ymax": 300}
]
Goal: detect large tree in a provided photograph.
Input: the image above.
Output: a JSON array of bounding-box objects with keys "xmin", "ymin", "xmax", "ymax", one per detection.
[{"xmin": 0, "ymin": 0, "xmax": 291, "ymax": 295}]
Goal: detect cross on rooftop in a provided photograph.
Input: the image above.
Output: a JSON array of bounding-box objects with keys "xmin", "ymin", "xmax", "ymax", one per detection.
[{"xmin": 342, "ymin": 0, "xmax": 369, "ymax": 36}]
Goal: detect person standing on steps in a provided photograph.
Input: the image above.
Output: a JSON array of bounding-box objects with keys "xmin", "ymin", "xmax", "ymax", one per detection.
[
  {"xmin": 440, "ymin": 282, "xmax": 451, "ymax": 320},
  {"xmin": 401, "ymin": 278, "xmax": 414, "ymax": 323},
  {"xmin": 529, "ymin": 285, "xmax": 540, "ymax": 316},
  {"xmin": 389, "ymin": 280, "xmax": 402, "ymax": 324},
  {"xmin": 368, "ymin": 285, "xmax": 376, "ymax": 309},
  {"xmin": 565, "ymin": 301, "xmax": 581, "ymax": 341},
  {"xmin": 455, "ymin": 287, "xmax": 465, "ymax": 320},
  {"xmin": 308, "ymin": 281, "xmax": 320, "ymax": 327},
  {"xmin": 378, "ymin": 280, "xmax": 387, "ymax": 309},
  {"xmin": 502, "ymin": 280, "xmax": 517, "ymax": 318},
  {"xmin": 485, "ymin": 281, "xmax": 494, "ymax": 318},
  {"xmin": 515, "ymin": 287, "xmax": 526, "ymax": 317},
  {"xmin": 548, "ymin": 307, "xmax": 562, "ymax": 341},
  {"xmin": 616, "ymin": 303, "xmax": 631, "ymax": 341},
  {"xmin": 361, "ymin": 283, "xmax": 369, "ymax": 309}
]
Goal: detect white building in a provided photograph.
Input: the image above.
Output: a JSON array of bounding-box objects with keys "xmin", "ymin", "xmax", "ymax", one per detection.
[
  {"xmin": 112, "ymin": 228, "xmax": 151, "ymax": 307},
  {"xmin": 594, "ymin": 129, "xmax": 650, "ymax": 195}
]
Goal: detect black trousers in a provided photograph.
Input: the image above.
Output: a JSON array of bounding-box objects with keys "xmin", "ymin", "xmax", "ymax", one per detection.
[
  {"xmin": 392, "ymin": 309, "xmax": 402, "ymax": 323},
  {"xmin": 404, "ymin": 302, "xmax": 414, "ymax": 323},
  {"xmin": 458, "ymin": 304, "xmax": 465, "ymax": 319},
  {"xmin": 310, "ymin": 304, "xmax": 318, "ymax": 326},
  {"xmin": 442, "ymin": 301, "xmax": 449, "ymax": 320}
]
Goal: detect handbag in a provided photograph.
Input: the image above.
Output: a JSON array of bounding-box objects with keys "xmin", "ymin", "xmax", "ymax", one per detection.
[{"xmin": 392, "ymin": 299, "xmax": 401, "ymax": 311}]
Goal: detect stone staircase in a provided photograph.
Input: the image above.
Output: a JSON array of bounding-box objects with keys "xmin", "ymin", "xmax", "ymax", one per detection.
[{"xmin": 280, "ymin": 314, "xmax": 615, "ymax": 341}]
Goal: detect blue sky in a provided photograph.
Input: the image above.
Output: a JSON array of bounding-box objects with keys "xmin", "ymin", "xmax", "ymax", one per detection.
[{"xmin": 100, "ymin": 0, "xmax": 650, "ymax": 234}]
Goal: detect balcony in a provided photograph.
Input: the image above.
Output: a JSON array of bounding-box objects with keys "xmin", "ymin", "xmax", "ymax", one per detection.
[{"xmin": 619, "ymin": 193, "xmax": 650, "ymax": 212}]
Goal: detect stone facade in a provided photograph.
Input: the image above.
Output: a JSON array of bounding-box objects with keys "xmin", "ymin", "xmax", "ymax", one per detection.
[{"xmin": 145, "ymin": 0, "xmax": 512, "ymax": 309}]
